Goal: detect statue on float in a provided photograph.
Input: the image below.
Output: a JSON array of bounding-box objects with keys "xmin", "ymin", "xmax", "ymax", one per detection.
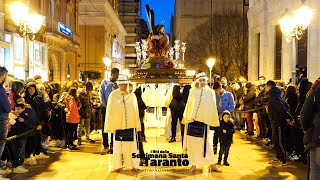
[{"xmin": 145, "ymin": 5, "xmax": 174, "ymax": 69}]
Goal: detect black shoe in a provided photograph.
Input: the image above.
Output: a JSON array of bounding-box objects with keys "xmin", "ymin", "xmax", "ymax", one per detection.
[
  {"xmin": 107, "ymin": 145, "xmax": 113, "ymax": 154},
  {"xmin": 247, "ymin": 132, "xmax": 254, "ymax": 136},
  {"xmin": 86, "ymin": 139, "xmax": 95, "ymax": 143},
  {"xmin": 140, "ymin": 159, "xmax": 146, "ymax": 166},
  {"xmin": 142, "ymin": 137, "xmax": 147, "ymax": 142},
  {"xmin": 169, "ymin": 137, "xmax": 176, "ymax": 143},
  {"xmin": 223, "ymin": 161, "xmax": 230, "ymax": 166},
  {"xmin": 216, "ymin": 161, "xmax": 221, "ymax": 165},
  {"xmin": 67, "ymin": 146, "xmax": 80, "ymax": 151},
  {"xmin": 77, "ymin": 140, "xmax": 82, "ymax": 146},
  {"xmin": 213, "ymin": 146, "xmax": 217, "ymax": 154}
]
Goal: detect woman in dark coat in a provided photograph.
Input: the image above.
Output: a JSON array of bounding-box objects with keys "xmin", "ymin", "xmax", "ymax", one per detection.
[
  {"xmin": 134, "ymin": 86, "xmax": 147, "ymax": 164},
  {"xmin": 134, "ymin": 86, "xmax": 147, "ymax": 141},
  {"xmin": 180, "ymin": 85, "xmax": 191, "ymax": 145},
  {"xmin": 242, "ymin": 83, "xmax": 256, "ymax": 135},
  {"xmin": 24, "ymin": 82, "xmax": 49, "ymax": 158},
  {"xmin": 284, "ymin": 85, "xmax": 299, "ymax": 155},
  {"xmin": 169, "ymin": 85, "xmax": 183, "ymax": 143},
  {"xmin": 292, "ymin": 79, "xmax": 312, "ymax": 163}
]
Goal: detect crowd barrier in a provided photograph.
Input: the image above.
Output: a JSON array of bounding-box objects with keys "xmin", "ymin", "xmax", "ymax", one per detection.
[{"xmin": 0, "ymin": 128, "xmax": 37, "ymax": 143}]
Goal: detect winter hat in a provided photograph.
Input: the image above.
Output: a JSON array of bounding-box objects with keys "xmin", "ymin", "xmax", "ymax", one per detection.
[
  {"xmin": 245, "ymin": 82, "xmax": 253, "ymax": 89},
  {"xmin": 213, "ymin": 82, "xmax": 222, "ymax": 90},
  {"xmin": 221, "ymin": 110, "xmax": 231, "ymax": 119}
]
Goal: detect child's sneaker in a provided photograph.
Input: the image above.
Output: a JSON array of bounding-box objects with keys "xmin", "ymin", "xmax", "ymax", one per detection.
[{"xmin": 223, "ymin": 161, "xmax": 230, "ymax": 166}]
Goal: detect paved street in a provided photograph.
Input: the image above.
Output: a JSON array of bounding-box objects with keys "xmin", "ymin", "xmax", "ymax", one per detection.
[{"xmin": 5, "ymin": 128, "xmax": 308, "ymax": 180}]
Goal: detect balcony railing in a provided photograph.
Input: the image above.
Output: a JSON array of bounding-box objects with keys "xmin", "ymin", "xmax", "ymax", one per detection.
[{"xmin": 45, "ymin": 19, "xmax": 80, "ymax": 46}]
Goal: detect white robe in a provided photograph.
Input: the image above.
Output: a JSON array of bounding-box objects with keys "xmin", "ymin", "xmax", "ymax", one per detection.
[
  {"xmin": 104, "ymin": 89, "xmax": 141, "ymax": 169},
  {"xmin": 182, "ymin": 86, "xmax": 219, "ymax": 166},
  {"xmin": 183, "ymin": 126, "xmax": 215, "ymax": 166}
]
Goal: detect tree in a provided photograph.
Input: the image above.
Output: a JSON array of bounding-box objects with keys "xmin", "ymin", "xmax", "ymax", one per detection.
[{"xmin": 185, "ymin": 11, "xmax": 248, "ymax": 78}]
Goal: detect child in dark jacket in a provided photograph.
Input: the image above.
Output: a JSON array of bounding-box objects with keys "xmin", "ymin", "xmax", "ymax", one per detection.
[
  {"xmin": 217, "ymin": 110, "xmax": 235, "ymax": 166},
  {"xmin": 8, "ymin": 102, "xmax": 36, "ymax": 173}
]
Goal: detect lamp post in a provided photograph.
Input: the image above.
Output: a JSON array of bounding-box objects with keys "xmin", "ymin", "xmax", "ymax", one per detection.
[
  {"xmin": 103, "ymin": 56, "xmax": 112, "ymax": 80},
  {"xmin": 280, "ymin": 6, "xmax": 312, "ymax": 85},
  {"xmin": 9, "ymin": 2, "xmax": 45, "ymax": 80},
  {"xmin": 206, "ymin": 58, "xmax": 215, "ymax": 87}
]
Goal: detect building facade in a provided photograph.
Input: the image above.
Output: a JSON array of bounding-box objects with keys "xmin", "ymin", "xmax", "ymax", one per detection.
[
  {"xmin": 79, "ymin": 0, "xmax": 126, "ymax": 79},
  {"xmin": 173, "ymin": 0, "xmax": 245, "ymax": 43},
  {"xmin": 118, "ymin": 0, "xmax": 140, "ymax": 69},
  {"xmin": 247, "ymin": 0, "xmax": 320, "ymax": 83},
  {"xmin": 2, "ymin": 0, "xmax": 80, "ymax": 82}
]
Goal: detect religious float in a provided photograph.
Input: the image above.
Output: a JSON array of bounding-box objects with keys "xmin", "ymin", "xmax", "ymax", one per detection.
[
  {"xmin": 129, "ymin": 5, "xmax": 194, "ymax": 85},
  {"xmin": 127, "ymin": 5, "xmax": 192, "ymax": 139}
]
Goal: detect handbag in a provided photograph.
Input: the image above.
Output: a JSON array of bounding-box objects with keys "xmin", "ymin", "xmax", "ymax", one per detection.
[
  {"xmin": 115, "ymin": 128, "xmax": 134, "ymax": 141},
  {"xmin": 187, "ymin": 121, "xmax": 206, "ymax": 137},
  {"xmin": 187, "ymin": 89, "xmax": 207, "ymax": 138}
]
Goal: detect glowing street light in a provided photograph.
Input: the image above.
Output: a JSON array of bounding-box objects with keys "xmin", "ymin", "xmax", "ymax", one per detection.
[
  {"xmin": 9, "ymin": 2, "xmax": 45, "ymax": 79},
  {"xmin": 280, "ymin": 6, "xmax": 312, "ymax": 85},
  {"xmin": 207, "ymin": 58, "xmax": 216, "ymax": 86}
]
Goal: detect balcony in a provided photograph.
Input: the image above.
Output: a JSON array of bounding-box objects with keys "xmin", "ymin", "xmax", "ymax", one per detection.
[{"xmin": 45, "ymin": 19, "xmax": 80, "ymax": 46}]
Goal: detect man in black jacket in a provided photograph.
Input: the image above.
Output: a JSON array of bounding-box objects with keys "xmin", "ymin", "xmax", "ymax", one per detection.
[
  {"xmin": 266, "ymin": 81, "xmax": 293, "ymax": 166},
  {"xmin": 0, "ymin": 66, "xmax": 10, "ymax": 175},
  {"xmin": 300, "ymin": 80, "xmax": 320, "ymax": 180}
]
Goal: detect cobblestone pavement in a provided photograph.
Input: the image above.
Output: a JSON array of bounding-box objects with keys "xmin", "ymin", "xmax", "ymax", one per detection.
[{"xmin": 4, "ymin": 128, "xmax": 308, "ymax": 180}]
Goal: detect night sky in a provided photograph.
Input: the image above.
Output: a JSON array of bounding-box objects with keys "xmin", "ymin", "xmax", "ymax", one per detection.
[{"xmin": 141, "ymin": 0, "xmax": 175, "ymax": 33}]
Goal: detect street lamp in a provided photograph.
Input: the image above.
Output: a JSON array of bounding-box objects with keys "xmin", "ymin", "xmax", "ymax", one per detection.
[
  {"xmin": 280, "ymin": 6, "xmax": 312, "ymax": 85},
  {"xmin": 103, "ymin": 56, "xmax": 112, "ymax": 79},
  {"xmin": 207, "ymin": 58, "xmax": 215, "ymax": 87},
  {"xmin": 9, "ymin": 2, "xmax": 45, "ymax": 79}
]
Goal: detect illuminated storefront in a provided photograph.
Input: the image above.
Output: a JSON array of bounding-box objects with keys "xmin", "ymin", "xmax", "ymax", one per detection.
[{"xmin": 1, "ymin": 33, "xmax": 49, "ymax": 80}]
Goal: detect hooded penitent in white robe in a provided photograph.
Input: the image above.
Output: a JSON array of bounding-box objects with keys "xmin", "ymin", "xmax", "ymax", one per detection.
[
  {"xmin": 182, "ymin": 85, "xmax": 219, "ymax": 166},
  {"xmin": 104, "ymin": 89, "xmax": 141, "ymax": 169}
]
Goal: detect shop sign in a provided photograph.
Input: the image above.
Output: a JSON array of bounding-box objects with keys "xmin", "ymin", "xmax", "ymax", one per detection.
[{"xmin": 58, "ymin": 22, "xmax": 72, "ymax": 37}]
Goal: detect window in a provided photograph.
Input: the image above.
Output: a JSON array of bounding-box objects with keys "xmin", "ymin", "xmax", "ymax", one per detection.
[
  {"xmin": 257, "ymin": 33, "xmax": 260, "ymax": 79},
  {"xmin": 297, "ymin": 28, "xmax": 308, "ymax": 78},
  {"xmin": 13, "ymin": 35, "xmax": 24, "ymax": 64},
  {"xmin": 275, "ymin": 25, "xmax": 282, "ymax": 80}
]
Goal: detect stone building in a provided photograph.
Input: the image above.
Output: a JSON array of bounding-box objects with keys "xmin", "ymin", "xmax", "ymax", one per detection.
[
  {"xmin": 173, "ymin": 0, "xmax": 245, "ymax": 42},
  {"xmin": 79, "ymin": 0, "xmax": 126, "ymax": 79},
  {"xmin": 247, "ymin": 0, "xmax": 319, "ymax": 83},
  {"xmin": 118, "ymin": 0, "xmax": 140, "ymax": 69},
  {"xmin": 2, "ymin": 0, "xmax": 80, "ymax": 82}
]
